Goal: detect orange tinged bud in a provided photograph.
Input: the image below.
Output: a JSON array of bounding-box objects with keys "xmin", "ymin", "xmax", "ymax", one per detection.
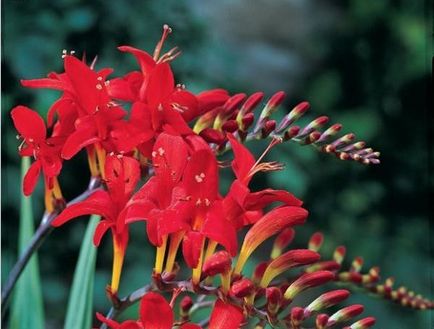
[
  {"xmin": 241, "ymin": 113, "xmax": 255, "ymax": 131},
  {"xmin": 260, "ymin": 249, "xmax": 320, "ymax": 288},
  {"xmin": 284, "ymin": 271, "xmax": 335, "ymax": 301},
  {"xmin": 290, "ymin": 306, "xmax": 305, "ymax": 326},
  {"xmin": 223, "ymin": 93, "xmax": 246, "ymax": 115},
  {"xmin": 305, "ymin": 260, "xmax": 341, "ymax": 273},
  {"xmin": 266, "ymin": 91, "xmax": 286, "ymax": 109},
  {"xmin": 221, "ymin": 120, "xmax": 239, "ymax": 133},
  {"xmin": 234, "ymin": 206, "xmax": 308, "ymax": 275},
  {"xmin": 350, "ymin": 257, "xmax": 364, "ymax": 273},
  {"xmin": 252, "ymin": 261, "xmax": 269, "ymax": 285},
  {"xmin": 284, "ymin": 126, "xmax": 300, "ymax": 140},
  {"xmin": 266, "ymin": 287, "xmax": 282, "ymax": 315},
  {"xmin": 308, "ymin": 232, "xmax": 324, "ymax": 251},
  {"xmin": 180, "ymin": 295, "xmax": 193, "ymax": 319},
  {"xmin": 276, "ymin": 101, "xmax": 310, "ymax": 132},
  {"xmin": 239, "ymin": 92, "xmax": 264, "ymax": 115}
]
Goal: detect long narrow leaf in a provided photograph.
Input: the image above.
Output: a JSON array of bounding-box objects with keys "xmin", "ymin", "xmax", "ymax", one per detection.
[
  {"xmin": 64, "ymin": 215, "xmax": 99, "ymax": 329},
  {"xmin": 10, "ymin": 157, "xmax": 45, "ymax": 329}
]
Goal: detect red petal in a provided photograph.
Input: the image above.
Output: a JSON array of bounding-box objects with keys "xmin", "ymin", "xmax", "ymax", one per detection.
[
  {"xmin": 52, "ymin": 190, "xmax": 113, "ymax": 227},
  {"xmin": 139, "ymin": 292, "xmax": 174, "ymax": 329},
  {"xmin": 61, "ymin": 126, "xmax": 99, "ymax": 159},
  {"xmin": 182, "ymin": 231, "xmax": 205, "ymax": 268},
  {"xmin": 227, "ymin": 134, "xmax": 255, "ymax": 182},
  {"xmin": 11, "ymin": 106, "xmax": 46, "ymax": 142},
  {"xmin": 209, "ymin": 300, "xmax": 244, "ymax": 329},
  {"xmin": 96, "ymin": 312, "xmax": 122, "ymax": 329},
  {"xmin": 118, "ymin": 46, "xmax": 156, "ymax": 75},
  {"xmin": 170, "ymin": 89, "xmax": 199, "ymax": 122},
  {"xmin": 244, "ymin": 189, "xmax": 303, "ymax": 209},
  {"xmin": 153, "ymin": 133, "xmax": 188, "ymax": 184},
  {"xmin": 23, "ymin": 160, "xmax": 42, "ymax": 196},
  {"xmin": 182, "ymin": 149, "xmax": 218, "ymax": 202},
  {"xmin": 202, "ymin": 204, "xmax": 238, "ymax": 256},
  {"xmin": 146, "ymin": 63, "xmax": 174, "ymax": 108},
  {"xmin": 93, "ymin": 219, "xmax": 113, "ymax": 246},
  {"xmin": 21, "ymin": 78, "xmax": 64, "ymax": 90}
]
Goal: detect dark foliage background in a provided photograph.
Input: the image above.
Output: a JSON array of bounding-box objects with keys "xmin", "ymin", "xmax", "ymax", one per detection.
[{"xmin": 2, "ymin": 0, "xmax": 432, "ymax": 328}]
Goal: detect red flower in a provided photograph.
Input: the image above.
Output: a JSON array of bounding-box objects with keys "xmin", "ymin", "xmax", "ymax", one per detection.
[
  {"xmin": 52, "ymin": 154, "xmax": 140, "ymax": 294},
  {"xmin": 96, "ymin": 292, "xmax": 243, "ymax": 329},
  {"xmin": 11, "ymin": 106, "xmax": 64, "ymax": 211}
]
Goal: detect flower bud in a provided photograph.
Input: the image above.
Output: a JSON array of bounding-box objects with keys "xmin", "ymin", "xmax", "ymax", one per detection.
[
  {"xmin": 266, "ymin": 287, "xmax": 282, "ymax": 315},
  {"xmin": 260, "ymin": 249, "xmax": 320, "ymax": 288},
  {"xmin": 315, "ymin": 314, "xmax": 329, "ymax": 329},
  {"xmin": 327, "ymin": 304, "xmax": 364, "ymax": 326},
  {"xmin": 350, "ymin": 257, "xmax": 363, "ymax": 273},
  {"xmin": 305, "ymin": 260, "xmax": 340, "ymax": 273},
  {"xmin": 304, "ymin": 290, "xmax": 350, "ymax": 317},
  {"xmin": 180, "ymin": 295, "xmax": 193, "ymax": 319},
  {"xmin": 239, "ymin": 92, "xmax": 264, "ymax": 115},
  {"xmin": 202, "ymin": 251, "xmax": 232, "ymax": 277},
  {"xmin": 331, "ymin": 133, "xmax": 355, "ymax": 150},
  {"xmin": 270, "ymin": 228, "xmax": 295, "ymax": 259},
  {"xmin": 252, "ymin": 261, "xmax": 269, "ymax": 285},
  {"xmin": 299, "ymin": 116, "xmax": 329, "ymax": 138},
  {"xmin": 343, "ymin": 316, "xmax": 376, "ymax": 329},
  {"xmin": 221, "ymin": 120, "xmax": 239, "ymax": 133},
  {"xmin": 290, "ymin": 306, "xmax": 305, "ymax": 327},
  {"xmin": 241, "ymin": 113, "xmax": 255, "ymax": 131},
  {"xmin": 230, "ymin": 278, "xmax": 255, "ymax": 298},
  {"xmin": 199, "ymin": 128, "xmax": 225, "ymax": 145},
  {"xmin": 276, "ymin": 101, "xmax": 310, "ymax": 132},
  {"xmin": 261, "ymin": 119, "xmax": 276, "ymax": 138},
  {"xmin": 308, "ymin": 232, "xmax": 324, "ymax": 252},
  {"xmin": 223, "ymin": 93, "xmax": 247, "ymax": 115},
  {"xmin": 333, "ymin": 246, "xmax": 346, "ymax": 264},
  {"xmin": 283, "ymin": 125, "xmax": 300, "ymax": 141},
  {"xmin": 284, "ymin": 271, "xmax": 335, "ymax": 301},
  {"xmin": 316, "ymin": 123, "xmax": 342, "ymax": 144}
]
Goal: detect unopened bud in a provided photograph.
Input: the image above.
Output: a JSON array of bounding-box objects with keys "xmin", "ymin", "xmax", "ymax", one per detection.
[
  {"xmin": 308, "ymin": 232, "xmax": 324, "ymax": 251},
  {"xmin": 299, "ymin": 116, "xmax": 329, "ymax": 137},
  {"xmin": 180, "ymin": 296, "xmax": 193, "ymax": 318},
  {"xmin": 305, "ymin": 260, "xmax": 340, "ymax": 273},
  {"xmin": 283, "ymin": 126, "xmax": 300, "ymax": 140},
  {"xmin": 241, "ymin": 113, "xmax": 255, "ymax": 131},
  {"xmin": 333, "ymin": 246, "xmax": 346, "ymax": 264},
  {"xmin": 315, "ymin": 314, "xmax": 329, "ymax": 329},
  {"xmin": 223, "ymin": 93, "xmax": 246, "ymax": 115},
  {"xmin": 344, "ymin": 316, "xmax": 376, "ymax": 329},
  {"xmin": 202, "ymin": 251, "xmax": 232, "ymax": 277},
  {"xmin": 284, "ymin": 271, "xmax": 335, "ymax": 301},
  {"xmin": 230, "ymin": 278, "xmax": 255, "ymax": 298},
  {"xmin": 304, "ymin": 290, "xmax": 350, "ymax": 317},
  {"xmin": 342, "ymin": 141, "xmax": 366, "ymax": 152},
  {"xmin": 254, "ymin": 91, "xmax": 285, "ymax": 133},
  {"xmin": 199, "ymin": 128, "xmax": 225, "ymax": 145},
  {"xmin": 266, "ymin": 287, "xmax": 282, "ymax": 315},
  {"xmin": 276, "ymin": 101, "xmax": 310, "ymax": 132},
  {"xmin": 327, "ymin": 304, "xmax": 364, "ymax": 326},
  {"xmin": 222, "ymin": 120, "xmax": 239, "ymax": 133},
  {"xmin": 261, "ymin": 120, "xmax": 276, "ymax": 138},
  {"xmin": 252, "ymin": 261, "xmax": 269, "ymax": 285},
  {"xmin": 317, "ymin": 123, "xmax": 342, "ymax": 144},
  {"xmin": 239, "ymin": 92, "xmax": 264, "ymax": 115},
  {"xmin": 270, "ymin": 228, "xmax": 295, "ymax": 259},
  {"xmin": 290, "ymin": 307, "xmax": 305, "ymax": 326},
  {"xmin": 331, "ymin": 133, "xmax": 355, "ymax": 150},
  {"xmin": 350, "ymin": 257, "xmax": 363, "ymax": 273}
]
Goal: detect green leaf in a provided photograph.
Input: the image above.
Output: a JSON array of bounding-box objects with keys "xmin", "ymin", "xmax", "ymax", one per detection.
[
  {"xmin": 10, "ymin": 157, "xmax": 45, "ymax": 329},
  {"xmin": 64, "ymin": 215, "xmax": 99, "ymax": 329}
]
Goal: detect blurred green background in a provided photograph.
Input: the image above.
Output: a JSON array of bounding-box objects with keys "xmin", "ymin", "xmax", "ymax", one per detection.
[{"xmin": 1, "ymin": 0, "xmax": 432, "ymax": 328}]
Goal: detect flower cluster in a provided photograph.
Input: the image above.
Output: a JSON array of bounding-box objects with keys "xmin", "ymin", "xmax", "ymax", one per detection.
[{"xmin": 11, "ymin": 25, "xmax": 431, "ymax": 328}]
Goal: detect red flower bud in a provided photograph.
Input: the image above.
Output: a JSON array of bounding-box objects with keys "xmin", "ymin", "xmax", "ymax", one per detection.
[
  {"xmin": 230, "ymin": 278, "xmax": 255, "ymax": 298},
  {"xmin": 290, "ymin": 306, "xmax": 305, "ymax": 326},
  {"xmin": 284, "ymin": 125, "xmax": 300, "ymax": 140},
  {"xmin": 333, "ymin": 246, "xmax": 346, "ymax": 264},
  {"xmin": 343, "ymin": 316, "xmax": 376, "ymax": 329},
  {"xmin": 308, "ymin": 232, "xmax": 324, "ymax": 251},
  {"xmin": 252, "ymin": 261, "xmax": 269, "ymax": 285},
  {"xmin": 241, "ymin": 113, "xmax": 255, "ymax": 131},
  {"xmin": 315, "ymin": 314, "xmax": 329, "ymax": 328},
  {"xmin": 222, "ymin": 120, "xmax": 239, "ymax": 133},
  {"xmin": 304, "ymin": 290, "xmax": 350, "ymax": 316},
  {"xmin": 199, "ymin": 128, "xmax": 225, "ymax": 145},
  {"xmin": 270, "ymin": 227, "xmax": 295, "ymax": 259},
  {"xmin": 202, "ymin": 251, "xmax": 232, "ymax": 277},
  {"xmin": 223, "ymin": 93, "xmax": 246, "ymax": 115},
  {"xmin": 266, "ymin": 91, "xmax": 286, "ymax": 109},
  {"xmin": 284, "ymin": 271, "xmax": 335, "ymax": 301},
  {"xmin": 240, "ymin": 92, "xmax": 264, "ymax": 115},
  {"xmin": 328, "ymin": 304, "xmax": 364, "ymax": 326},
  {"xmin": 266, "ymin": 287, "xmax": 282, "ymax": 315}
]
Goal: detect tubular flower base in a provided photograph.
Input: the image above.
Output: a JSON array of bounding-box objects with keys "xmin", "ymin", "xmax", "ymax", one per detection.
[{"xmin": 6, "ymin": 24, "xmax": 432, "ymax": 329}]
